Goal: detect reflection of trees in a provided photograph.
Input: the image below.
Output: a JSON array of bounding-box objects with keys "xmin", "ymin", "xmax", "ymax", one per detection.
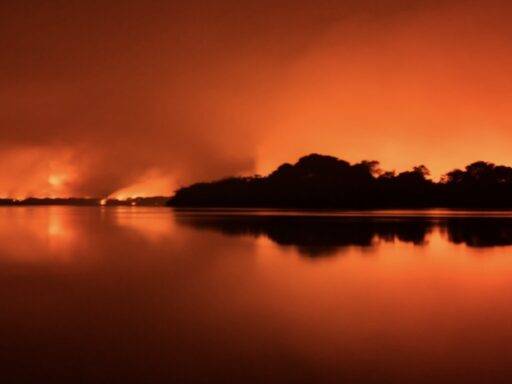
[
  {"xmin": 445, "ymin": 219, "xmax": 512, "ymax": 247},
  {"xmin": 176, "ymin": 215, "xmax": 432, "ymax": 257},
  {"xmin": 177, "ymin": 214, "xmax": 512, "ymax": 257}
]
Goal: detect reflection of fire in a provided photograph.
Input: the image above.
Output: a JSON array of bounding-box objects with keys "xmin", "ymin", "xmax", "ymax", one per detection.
[
  {"xmin": 47, "ymin": 220, "xmax": 63, "ymax": 236},
  {"xmin": 113, "ymin": 208, "xmax": 175, "ymax": 241},
  {"xmin": 47, "ymin": 210, "xmax": 70, "ymax": 238},
  {"xmin": 0, "ymin": 207, "xmax": 77, "ymax": 262},
  {"xmin": 45, "ymin": 208, "xmax": 77, "ymax": 258}
]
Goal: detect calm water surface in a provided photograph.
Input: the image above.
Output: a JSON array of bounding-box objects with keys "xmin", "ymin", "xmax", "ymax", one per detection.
[{"xmin": 2, "ymin": 207, "xmax": 512, "ymax": 383}]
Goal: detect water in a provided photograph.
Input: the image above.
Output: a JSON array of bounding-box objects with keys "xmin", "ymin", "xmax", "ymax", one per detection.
[{"xmin": 2, "ymin": 207, "xmax": 512, "ymax": 383}]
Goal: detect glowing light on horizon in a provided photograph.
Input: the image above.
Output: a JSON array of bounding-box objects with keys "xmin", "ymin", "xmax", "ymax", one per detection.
[
  {"xmin": 108, "ymin": 171, "xmax": 175, "ymax": 199},
  {"xmin": 48, "ymin": 174, "xmax": 66, "ymax": 187}
]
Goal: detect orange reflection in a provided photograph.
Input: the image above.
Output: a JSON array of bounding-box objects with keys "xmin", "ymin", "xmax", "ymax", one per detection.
[
  {"xmin": 1, "ymin": 208, "xmax": 512, "ymax": 382},
  {"xmin": 0, "ymin": 207, "xmax": 78, "ymax": 262},
  {"xmin": 111, "ymin": 207, "xmax": 175, "ymax": 241}
]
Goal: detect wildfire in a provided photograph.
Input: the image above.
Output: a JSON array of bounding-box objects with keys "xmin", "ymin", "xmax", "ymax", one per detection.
[{"xmin": 48, "ymin": 174, "xmax": 65, "ymax": 187}]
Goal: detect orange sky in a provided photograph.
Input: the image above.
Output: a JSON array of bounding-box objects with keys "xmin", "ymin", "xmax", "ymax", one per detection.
[{"xmin": 1, "ymin": 0, "xmax": 512, "ymax": 198}]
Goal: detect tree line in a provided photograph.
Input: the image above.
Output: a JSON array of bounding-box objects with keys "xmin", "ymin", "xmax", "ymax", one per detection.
[{"xmin": 169, "ymin": 153, "xmax": 512, "ymax": 208}]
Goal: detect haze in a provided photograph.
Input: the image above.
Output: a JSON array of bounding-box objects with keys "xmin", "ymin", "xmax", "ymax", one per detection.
[{"xmin": 2, "ymin": 0, "xmax": 512, "ymax": 198}]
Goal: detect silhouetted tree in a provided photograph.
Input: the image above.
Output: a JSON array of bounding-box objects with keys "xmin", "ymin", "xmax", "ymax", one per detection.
[
  {"xmin": 169, "ymin": 154, "xmax": 512, "ymax": 208},
  {"xmin": 440, "ymin": 161, "xmax": 512, "ymax": 207}
]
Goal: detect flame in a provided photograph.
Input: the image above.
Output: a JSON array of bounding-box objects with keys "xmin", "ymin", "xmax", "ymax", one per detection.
[
  {"xmin": 48, "ymin": 174, "xmax": 66, "ymax": 187},
  {"xmin": 109, "ymin": 171, "xmax": 174, "ymax": 199}
]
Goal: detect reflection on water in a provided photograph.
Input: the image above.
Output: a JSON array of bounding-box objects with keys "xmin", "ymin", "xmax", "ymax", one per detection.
[
  {"xmin": 176, "ymin": 212, "xmax": 512, "ymax": 256},
  {"xmin": 2, "ymin": 207, "xmax": 512, "ymax": 383}
]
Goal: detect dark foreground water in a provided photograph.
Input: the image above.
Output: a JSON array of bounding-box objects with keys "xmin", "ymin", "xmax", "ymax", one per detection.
[{"xmin": 2, "ymin": 207, "xmax": 512, "ymax": 383}]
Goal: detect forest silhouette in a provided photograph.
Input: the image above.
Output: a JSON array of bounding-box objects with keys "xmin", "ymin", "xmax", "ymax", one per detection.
[{"xmin": 169, "ymin": 154, "xmax": 512, "ymax": 208}]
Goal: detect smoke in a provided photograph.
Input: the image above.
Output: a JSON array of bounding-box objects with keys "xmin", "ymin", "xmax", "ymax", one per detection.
[
  {"xmin": 0, "ymin": 1, "xmax": 279, "ymax": 197},
  {"xmin": 1, "ymin": 1, "xmax": 512, "ymax": 197}
]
